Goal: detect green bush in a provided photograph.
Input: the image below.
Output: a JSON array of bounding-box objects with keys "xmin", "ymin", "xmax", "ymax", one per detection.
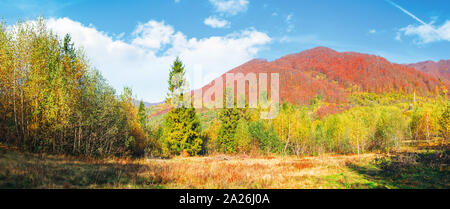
[
  {"xmin": 234, "ymin": 119, "xmax": 253, "ymax": 154},
  {"xmin": 249, "ymin": 121, "xmax": 283, "ymax": 154},
  {"xmin": 370, "ymin": 107, "xmax": 407, "ymax": 152}
]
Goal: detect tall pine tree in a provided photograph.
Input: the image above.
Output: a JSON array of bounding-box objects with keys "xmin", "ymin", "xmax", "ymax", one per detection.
[
  {"xmin": 138, "ymin": 100, "xmax": 148, "ymax": 131},
  {"xmin": 217, "ymin": 88, "xmax": 250, "ymax": 153},
  {"xmin": 163, "ymin": 58, "xmax": 202, "ymax": 156}
]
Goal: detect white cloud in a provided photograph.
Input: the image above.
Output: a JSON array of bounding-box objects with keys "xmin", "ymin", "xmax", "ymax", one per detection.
[
  {"xmin": 386, "ymin": 0, "xmax": 450, "ymax": 44},
  {"xmin": 209, "ymin": 0, "xmax": 249, "ymax": 16},
  {"xmin": 45, "ymin": 17, "xmax": 270, "ymax": 102},
  {"xmin": 399, "ymin": 20, "xmax": 450, "ymax": 44},
  {"xmin": 131, "ymin": 20, "xmax": 176, "ymax": 49},
  {"xmin": 204, "ymin": 16, "xmax": 230, "ymax": 28},
  {"xmin": 369, "ymin": 29, "xmax": 376, "ymax": 34},
  {"xmin": 285, "ymin": 13, "xmax": 294, "ymax": 32}
]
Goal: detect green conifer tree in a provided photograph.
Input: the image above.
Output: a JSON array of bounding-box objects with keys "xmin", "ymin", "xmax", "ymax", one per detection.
[
  {"xmin": 163, "ymin": 58, "xmax": 202, "ymax": 156},
  {"xmin": 138, "ymin": 100, "xmax": 147, "ymax": 131},
  {"xmin": 217, "ymin": 88, "xmax": 250, "ymax": 153}
]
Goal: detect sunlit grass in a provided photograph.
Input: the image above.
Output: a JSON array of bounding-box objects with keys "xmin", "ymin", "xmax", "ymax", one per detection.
[{"xmin": 0, "ymin": 142, "xmax": 448, "ymax": 189}]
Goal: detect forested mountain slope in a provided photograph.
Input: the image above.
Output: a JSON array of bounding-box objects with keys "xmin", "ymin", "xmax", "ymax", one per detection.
[
  {"xmin": 408, "ymin": 59, "xmax": 450, "ymax": 83},
  {"xmin": 195, "ymin": 47, "xmax": 444, "ymax": 106}
]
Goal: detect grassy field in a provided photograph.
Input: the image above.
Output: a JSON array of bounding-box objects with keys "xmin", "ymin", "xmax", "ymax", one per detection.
[{"xmin": 0, "ymin": 142, "xmax": 448, "ymax": 189}]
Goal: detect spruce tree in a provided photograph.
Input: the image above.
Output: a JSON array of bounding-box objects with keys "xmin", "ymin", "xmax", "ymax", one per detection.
[
  {"xmin": 217, "ymin": 88, "xmax": 250, "ymax": 153},
  {"xmin": 166, "ymin": 57, "xmax": 185, "ymax": 105},
  {"xmin": 137, "ymin": 100, "xmax": 147, "ymax": 131},
  {"xmin": 163, "ymin": 58, "xmax": 202, "ymax": 156},
  {"xmin": 234, "ymin": 118, "xmax": 252, "ymax": 154},
  {"xmin": 217, "ymin": 106, "xmax": 241, "ymax": 153}
]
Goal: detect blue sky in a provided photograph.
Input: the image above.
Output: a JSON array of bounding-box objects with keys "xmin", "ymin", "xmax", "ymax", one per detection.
[{"xmin": 1, "ymin": 0, "xmax": 449, "ymax": 102}]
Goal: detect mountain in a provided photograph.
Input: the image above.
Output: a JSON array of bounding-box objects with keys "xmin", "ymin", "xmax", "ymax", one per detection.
[
  {"xmin": 408, "ymin": 60, "xmax": 450, "ymax": 83},
  {"xmin": 150, "ymin": 47, "xmax": 447, "ymax": 118},
  {"xmin": 194, "ymin": 47, "xmax": 444, "ymax": 106},
  {"xmin": 135, "ymin": 101, "xmax": 163, "ymax": 107}
]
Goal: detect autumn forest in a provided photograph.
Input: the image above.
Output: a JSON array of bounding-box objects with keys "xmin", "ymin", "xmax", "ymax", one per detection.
[{"xmin": 0, "ymin": 18, "xmax": 448, "ymax": 189}]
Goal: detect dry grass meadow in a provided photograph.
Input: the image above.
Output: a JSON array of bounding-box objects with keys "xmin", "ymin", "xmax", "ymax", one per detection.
[{"xmin": 0, "ymin": 141, "xmax": 448, "ymax": 189}]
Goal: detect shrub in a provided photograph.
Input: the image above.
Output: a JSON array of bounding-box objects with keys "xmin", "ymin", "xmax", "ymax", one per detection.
[
  {"xmin": 291, "ymin": 108, "xmax": 314, "ymax": 155},
  {"xmin": 249, "ymin": 121, "xmax": 283, "ymax": 154},
  {"xmin": 234, "ymin": 119, "xmax": 253, "ymax": 154},
  {"xmin": 202, "ymin": 119, "xmax": 221, "ymax": 154},
  {"xmin": 410, "ymin": 106, "xmax": 440, "ymax": 140},
  {"xmin": 371, "ymin": 107, "xmax": 407, "ymax": 152}
]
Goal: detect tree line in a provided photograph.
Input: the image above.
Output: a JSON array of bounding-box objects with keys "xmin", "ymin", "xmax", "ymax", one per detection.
[
  {"xmin": 201, "ymin": 92, "xmax": 449, "ymax": 156},
  {"xmin": 0, "ymin": 19, "xmax": 154, "ymax": 157},
  {"xmin": 156, "ymin": 57, "xmax": 449, "ymax": 157},
  {"xmin": 1, "ymin": 18, "xmax": 448, "ymax": 158}
]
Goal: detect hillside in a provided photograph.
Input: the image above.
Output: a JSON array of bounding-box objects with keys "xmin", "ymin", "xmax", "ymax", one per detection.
[
  {"xmin": 409, "ymin": 60, "xmax": 450, "ymax": 83},
  {"xmin": 194, "ymin": 47, "xmax": 444, "ymax": 106}
]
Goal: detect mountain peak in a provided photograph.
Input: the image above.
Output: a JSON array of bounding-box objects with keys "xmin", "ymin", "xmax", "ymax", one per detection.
[
  {"xmin": 307, "ymin": 46, "xmax": 337, "ymax": 53},
  {"xmin": 243, "ymin": 58, "xmax": 268, "ymax": 65}
]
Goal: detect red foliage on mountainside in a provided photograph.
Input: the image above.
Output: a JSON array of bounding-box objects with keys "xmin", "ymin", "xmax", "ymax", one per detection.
[
  {"xmin": 195, "ymin": 47, "xmax": 443, "ymax": 106},
  {"xmin": 408, "ymin": 60, "xmax": 450, "ymax": 83}
]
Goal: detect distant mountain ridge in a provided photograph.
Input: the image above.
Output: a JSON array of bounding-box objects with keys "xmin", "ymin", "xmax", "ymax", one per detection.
[
  {"xmin": 408, "ymin": 60, "xmax": 450, "ymax": 83},
  {"xmin": 194, "ymin": 46, "xmax": 445, "ymax": 105},
  {"xmin": 135, "ymin": 101, "xmax": 163, "ymax": 107},
  {"xmin": 150, "ymin": 47, "xmax": 448, "ymax": 118}
]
